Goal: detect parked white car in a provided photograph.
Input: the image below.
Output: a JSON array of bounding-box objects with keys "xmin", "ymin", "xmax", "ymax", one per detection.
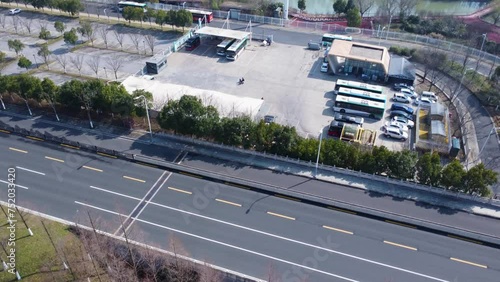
[
  {"xmin": 384, "ymin": 121, "xmax": 409, "ymax": 132},
  {"xmin": 392, "ymin": 115, "xmax": 415, "ymax": 128},
  {"xmin": 414, "ymin": 97, "xmax": 436, "ymax": 107},
  {"xmin": 392, "ymin": 93, "xmax": 411, "ymax": 103},
  {"xmin": 321, "ymin": 62, "xmax": 329, "ymax": 73},
  {"xmin": 400, "ymin": 88, "xmax": 418, "ymax": 99},
  {"xmin": 384, "ymin": 127, "xmax": 408, "ymax": 141},
  {"xmin": 8, "ymin": 8, "xmax": 21, "ymax": 15}
]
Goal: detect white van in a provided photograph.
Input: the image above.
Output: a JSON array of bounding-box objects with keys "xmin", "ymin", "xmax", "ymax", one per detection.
[{"xmin": 421, "ymin": 91, "xmax": 438, "ymax": 102}]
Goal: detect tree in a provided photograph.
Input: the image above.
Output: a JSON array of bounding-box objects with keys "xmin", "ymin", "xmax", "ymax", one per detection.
[
  {"xmin": 63, "ymin": 28, "xmax": 78, "ymax": 46},
  {"xmin": 86, "ymin": 56, "xmax": 100, "ymax": 78},
  {"xmin": 355, "ymin": 0, "xmax": 375, "ymax": 17},
  {"xmin": 80, "ymin": 79, "xmax": 103, "ymax": 129},
  {"xmin": 372, "ymin": 146, "xmax": 392, "ymax": 174},
  {"xmin": 167, "ymin": 10, "xmax": 177, "ymax": 29},
  {"xmin": 77, "ymin": 21, "xmax": 96, "ymax": 45},
  {"xmin": 378, "ymin": 0, "xmax": 398, "ymax": 19},
  {"xmin": 37, "ymin": 44, "xmax": 51, "ymax": 69},
  {"xmin": 0, "ymin": 51, "xmax": 6, "ymax": 74},
  {"xmin": 387, "ymin": 150, "xmax": 417, "ymax": 179},
  {"xmin": 463, "ymin": 163, "xmax": 497, "ymax": 196},
  {"xmin": 346, "ymin": 7, "xmax": 361, "ymax": 27},
  {"xmin": 298, "ymin": 0, "xmax": 306, "ymax": 12},
  {"xmin": 17, "ymin": 56, "xmax": 32, "ymax": 70},
  {"xmin": 31, "ymin": 0, "xmax": 49, "ymax": 9},
  {"xmin": 57, "ymin": 79, "xmax": 83, "ymax": 110},
  {"xmin": 333, "ymin": 0, "xmax": 347, "ymax": 15},
  {"xmin": 158, "ymin": 95, "xmax": 211, "ymax": 135},
  {"xmin": 131, "ymin": 89, "xmax": 153, "ymax": 117},
  {"xmin": 344, "ymin": 0, "xmax": 355, "ymax": 13},
  {"xmin": 12, "ymin": 16, "xmax": 20, "ymax": 34},
  {"xmin": 416, "ymin": 152, "xmax": 442, "ymax": 186},
  {"xmin": 128, "ymin": 33, "xmax": 142, "ymax": 54},
  {"xmin": 143, "ymin": 34, "xmax": 156, "ymax": 56},
  {"xmin": 398, "ymin": 0, "xmax": 418, "ymax": 19},
  {"xmin": 56, "ymin": 0, "xmax": 83, "ymax": 16},
  {"xmin": 175, "ymin": 10, "xmax": 192, "ymax": 31},
  {"xmin": 15, "ymin": 74, "xmax": 42, "ymax": 116},
  {"xmin": 106, "ymin": 55, "xmax": 124, "ymax": 80},
  {"xmin": 440, "ymin": 159, "xmax": 466, "ymax": 191},
  {"xmin": 54, "ymin": 21, "xmax": 65, "ymax": 34},
  {"xmin": 113, "ymin": 30, "xmax": 125, "ymax": 50},
  {"xmin": 97, "ymin": 25, "xmax": 109, "ymax": 49},
  {"xmin": 70, "ymin": 54, "xmax": 85, "ymax": 75},
  {"xmin": 8, "ymin": 39, "xmax": 25, "ymax": 57},
  {"xmin": 0, "ymin": 14, "xmax": 5, "ymax": 30},
  {"xmin": 41, "ymin": 77, "xmax": 60, "ymax": 121},
  {"xmin": 21, "ymin": 17, "xmax": 33, "ymax": 34},
  {"xmin": 39, "ymin": 27, "xmax": 51, "ymax": 40},
  {"xmin": 215, "ymin": 115, "xmax": 254, "ymax": 147},
  {"xmin": 155, "ymin": 10, "xmax": 167, "ymax": 29},
  {"xmin": 54, "ymin": 54, "xmax": 68, "ymax": 73},
  {"xmin": 123, "ymin": 7, "xmax": 144, "ymax": 24}
]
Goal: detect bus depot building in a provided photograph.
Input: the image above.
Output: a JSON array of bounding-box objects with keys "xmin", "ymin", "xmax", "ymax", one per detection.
[{"xmin": 326, "ymin": 40, "xmax": 390, "ymax": 82}]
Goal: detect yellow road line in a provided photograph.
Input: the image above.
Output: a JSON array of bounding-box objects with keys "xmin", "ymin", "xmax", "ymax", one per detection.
[
  {"xmin": 215, "ymin": 198, "xmax": 242, "ymax": 207},
  {"xmin": 45, "ymin": 156, "xmax": 64, "ymax": 163},
  {"xmin": 168, "ymin": 187, "xmax": 192, "ymax": 195},
  {"xmin": 450, "ymin": 257, "xmax": 488, "ymax": 269},
  {"xmin": 26, "ymin": 136, "xmax": 44, "ymax": 141},
  {"xmin": 0, "ymin": 129, "xmax": 11, "ymax": 134},
  {"xmin": 322, "ymin": 225, "xmax": 353, "ymax": 235},
  {"xmin": 136, "ymin": 162, "xmax": 158, "ymax": 168},
  {"xmin": 327, "ymin": 206, "xmax": 357, "ymax": 215},
  {"xmin": 275, "ymin": 194, "xmax": 301, "ymax": 202},
  {"xmin": 9, "ymin": 147, "xmax": 28, "ymax": 154},
  {"xmin": 61, "ymin": 143, "xmax": 80, "ymax": 150},
  {"xmin": 447, "ymin": 235, "xmax": 483, "ymax": 245},
  {"xmin": 123, "ymin": 176, "xmax": 146, "ymax": 183},
  {"xmin": 97, "ymin": 152, "xmax": 117, "ymax": 159},
  {"xmin": 224, "ymin": 182, "xmax": 250, "ymax": 190},
  {"xmin": 180, "ymin": 172, "xmax": 202, "ymax": 179},
  {"xmin": 267, "ymin": 211, "xmax": 295, "ymax": 221},
  {"xmin": 383, "ymin": 240, "xmax": 418, "ymax": 251},
  {"xmin": 385, "ymin": 220, "xmax": 416, "ymax": 229},
  {"xmin": 82, "ymin": 165, "xmax": 103, "ymax": 172}
]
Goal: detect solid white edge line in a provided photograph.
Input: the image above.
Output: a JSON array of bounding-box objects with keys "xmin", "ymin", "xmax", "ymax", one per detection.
[
  {"xmin": 0, "ymin": 201, "xmax": 265, "ymax": 282},
  {"xmin": 79, "ymin": 184, "xmax": 449, "ymax": 282},
  {"xmin": 89, "ymin": 186, "xmax": 142, "ymax": 201},
  {"xmin": 16, "ymin": 166, "xmax": 46, "ymax": 176},
  {"xmin": 0, "ymin": 179, "xmax": 29, "ymax": 190},
  {"xmin": 74, "ymin": 201, "xmax": 128, "ymax": 217}
]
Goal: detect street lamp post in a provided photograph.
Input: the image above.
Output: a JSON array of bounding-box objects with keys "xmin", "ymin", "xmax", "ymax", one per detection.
[
  {"xmin": 315, "ymin": 129, "xmax": 323, "ymax": 178},
  {"xmin": 480, "ymin": 33, "xmax": 487, "ymax": 59},
  {"xmin": 385, "ymin": 15, "xmax": 393, "ymax": 41},
  {"xmin": 379, "ymin": 26, "xmax": 386, "ymax": 46},
  {"xmin": 134, "ymin": 95, "xmax": 153, "ymax": 143}
]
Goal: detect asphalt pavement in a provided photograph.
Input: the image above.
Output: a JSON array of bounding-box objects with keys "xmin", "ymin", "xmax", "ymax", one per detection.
[{"xmin": 1, "ymin": 132, "xmax": 500, "ymax": 282}]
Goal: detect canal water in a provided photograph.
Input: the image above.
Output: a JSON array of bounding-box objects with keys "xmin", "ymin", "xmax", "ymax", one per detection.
[{"xmin": 278, "ymin": 0, "xmax": 489, "ymax": 16}]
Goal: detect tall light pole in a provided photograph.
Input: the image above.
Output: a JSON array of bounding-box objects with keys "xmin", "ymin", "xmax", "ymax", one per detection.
[
  {"xmin": 385, "ymin": 15, "xmax": 393, "ymax": 41},
  {"xmin": 379, "ymin": 26, "xmax": 386, "ymax": 46},
  {"xmin": 283, "ymin": 0, "xmax": 289, "ymax": 24},
  {"xmin": 480, "ymin": 33, "xmax": 487, "ymax": 59},
  {"xmin": 315, "ymin": 129, "xmax": 323, "ymax": 178},
  {"xmin": 454, "ymin": 67, "xmax": 474, "ymax": 102},
  {"xmin": 134, "ymin": 95, "xmax": 152, "ymax": 143}
]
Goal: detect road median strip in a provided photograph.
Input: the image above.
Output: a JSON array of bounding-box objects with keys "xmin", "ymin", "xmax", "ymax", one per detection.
[
  {"xmin": 385, "ymin": 220, "xmax": 416, "ymax": 229},
  {"xmin": 450, "ymin": 257, "xmax": 487, "ymax": 269},
  {"xmin": 275, "ymin": 194, "xmax": 301, "ymax": 202},
  {"xmin": 322, "ymin": 225, "xmax": 353, "ymax": 235},
  {"xmin": 383, "ymin": 240, "xmax": 417, "ymax": 251},
  {"xmin": 327, "ymin": 206, "xmax": 357, "ymax": 215},
  {"xmin": 97, "ymin": 152, "xmax": 117, "ymax": 158},
  {"xmin": 266, "ymin": 211, "xmax": 295, "ymax": 221},
  {"xmin": 447, "ymin": 234, "xmax": 483, "ymax": 245},
  {"xmin": 26, "ymin": 136, "xmax": 44, "ymax": 141},
  {"xmin": 61, "ymin": 143, "xmax": 80, "ymax": 150}
]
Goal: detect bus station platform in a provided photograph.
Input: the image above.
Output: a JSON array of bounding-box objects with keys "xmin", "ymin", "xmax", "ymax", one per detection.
[{"xmin": 195, "ymin": 26, "xmax": 251, "ymax": 40}]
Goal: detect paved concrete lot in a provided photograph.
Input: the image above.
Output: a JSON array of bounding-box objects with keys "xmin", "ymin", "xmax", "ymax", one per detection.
[{"xmin": 151, "ymin": 37, "xmax": 409, "ymax": 149}]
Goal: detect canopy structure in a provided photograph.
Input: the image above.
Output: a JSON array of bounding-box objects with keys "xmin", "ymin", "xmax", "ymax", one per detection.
[{"xmin": 195, "ymin": 26, "xmax": 251, "ymax": 40}]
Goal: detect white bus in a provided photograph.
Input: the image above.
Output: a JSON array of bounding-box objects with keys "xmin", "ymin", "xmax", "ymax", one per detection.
[
  {"xmin": 226, "ymin": 38, "xmax": 248, "ymax": 61},
  {"xmin": 216, "ymin": 38, "xmax": 236, "ymax": 56},
  {"xmin": 117, "ymin": 1, "xmax": 147, "ymax": 12},
  {"xmin": 333, "ymin": 94, "xmax": 385, "ymax": 120},
  {"xmin": 321, "ymin": 33, "xmax": 352, "ymax": 46}
]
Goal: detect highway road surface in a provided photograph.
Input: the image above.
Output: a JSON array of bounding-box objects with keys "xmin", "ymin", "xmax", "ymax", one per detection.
[{"xmin": 1, "ymin": 133, "xmax": 500, "ymax": 281}]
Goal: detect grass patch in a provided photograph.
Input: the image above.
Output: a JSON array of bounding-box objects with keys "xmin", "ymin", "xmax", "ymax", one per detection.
[{"xmin": 0, "ymin": 208, "xmax": 80, "ymax": 282}]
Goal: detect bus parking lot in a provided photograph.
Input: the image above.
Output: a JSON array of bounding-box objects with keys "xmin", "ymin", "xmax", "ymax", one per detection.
[{"xmin": 142, "ymin": 36, "xmax": 411, "ymax": 150}]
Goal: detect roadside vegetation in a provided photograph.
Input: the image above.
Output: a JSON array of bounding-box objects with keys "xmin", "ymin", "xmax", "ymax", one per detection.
[
  {"xmin": 0, "ymin": 74, "xmax": 496, "ymax": 196},
  {"xmin": 0, "ymin": 207, "xmax": 221, "ymax": 281}
]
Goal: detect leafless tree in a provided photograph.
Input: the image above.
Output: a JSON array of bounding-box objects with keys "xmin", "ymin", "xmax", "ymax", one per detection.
[
  {"xmin": 113, "ymin": 29, "xmax": 125, "ymax": 50},
  {"xmin": 106, "ymin": 55, "xmax": 123, "ymax": 79},
  {"xmin": 38, "ymin": 21, "xmax": 48, "ymax": 32},
  {"xmin": 55, "ymin": 54, "xmax": 68, "ymax": 73},
  {"xmin": 21, "ymin": 17, "xmax": 33, "ymax": 34},
  {"xmin": 12, "ymin": 16, "xmax": 21, "ymax": 34},
  {"xmin": 70, "ymin": 54, "xmax": 85, "ymax": 76},
  {"xmin": 129, "ymin": 33, "xmax": 142, "ymax": 54},
  {"xmin": 86, "ymin": 56, "xmax": 100, "ymax": 78},
  {"xmin": 378, "ymin": 0, "xmax": 398, "ymax": 19},
  {"xmin": 397, "ymin": 0, "xmax": 418, "ymax": 18},
  {"xmin": 199, "ymin": 261, "xmax": 222, "ymax": 282},
  {"xmin": 0, "ymin": 15, "xmax": 5, "ymax": 29},
  {"xmin": 97, "ymin": 25, "xmax": 109, "ymax": 49},
  {"xmin": 355, "ymin": 0, "xmax": 376, "ymax": 17},
  {"xmin": 143, "ymin": 34, "xmax": 156, "ymax": 55}
]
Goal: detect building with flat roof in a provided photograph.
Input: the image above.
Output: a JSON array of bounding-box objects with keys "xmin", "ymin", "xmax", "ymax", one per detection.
[{"xmin": 327, "ymin": 40, "xmax": 390, "ymax": 81}]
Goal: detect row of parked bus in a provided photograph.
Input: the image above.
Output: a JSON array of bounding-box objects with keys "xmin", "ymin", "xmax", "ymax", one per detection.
[{"xmin": 215, "ymin": 38, "xmax": 249, "ymax": 61}]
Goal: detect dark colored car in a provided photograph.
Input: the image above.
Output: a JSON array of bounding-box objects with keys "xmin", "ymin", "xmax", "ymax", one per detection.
[
  {"xmin": 389, "ymin": 110, "xmax": 414, "ymax": 120},
  {"xmin": 264, "ymin": 115, "xmax": 276, "ymax": 124},
  {"xmin": 185, "ymin": 36, "xmax": 201, "ymax": 51},
  {"xmin": 334, "ymin": 113, "xmax": 364, "ymax": 125},
  {"xmin": 328, "ymin": 121, "xmax": 344, "ymax": 137},
  {"xmin": 391, "ymin": 103, "xmax": 414, "ymax": 115}
]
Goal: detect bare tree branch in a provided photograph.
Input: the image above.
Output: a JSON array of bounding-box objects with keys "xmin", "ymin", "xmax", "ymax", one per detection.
[
  {"xmin": 113, "ymin": 29, "xmax": 125, "ymax": 50},
  {"xmin": 97, "ymin": 25, "xmax": 109, "ymax": 49},
  {"xmin": 143, "ymin": 34, "xmax": 156, "ymax": 56},
  {"xmin": 70, "ymin": 54, "xmax": 85, "ymax": 76},
  {"xmin": 106, "ymin": 55, "xmax": 123, "ymax": 80},
  {"xmin": 86, "ymin": 56, "xmax": 100, "ymax": 78},
  {"xmin": 21, "ymin": 17, "xmax": 33, "ymax": 34},
  {"xmin": 54, "ymin": 54, "xmax": 68, "ymax": 73},
  {"xmin": 12, "ymin": 16, "xmax": 21, "ymax": 34},
  {"xmin": 128, "ymin": 33, "xmax": 142, "ymax": 54}
]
